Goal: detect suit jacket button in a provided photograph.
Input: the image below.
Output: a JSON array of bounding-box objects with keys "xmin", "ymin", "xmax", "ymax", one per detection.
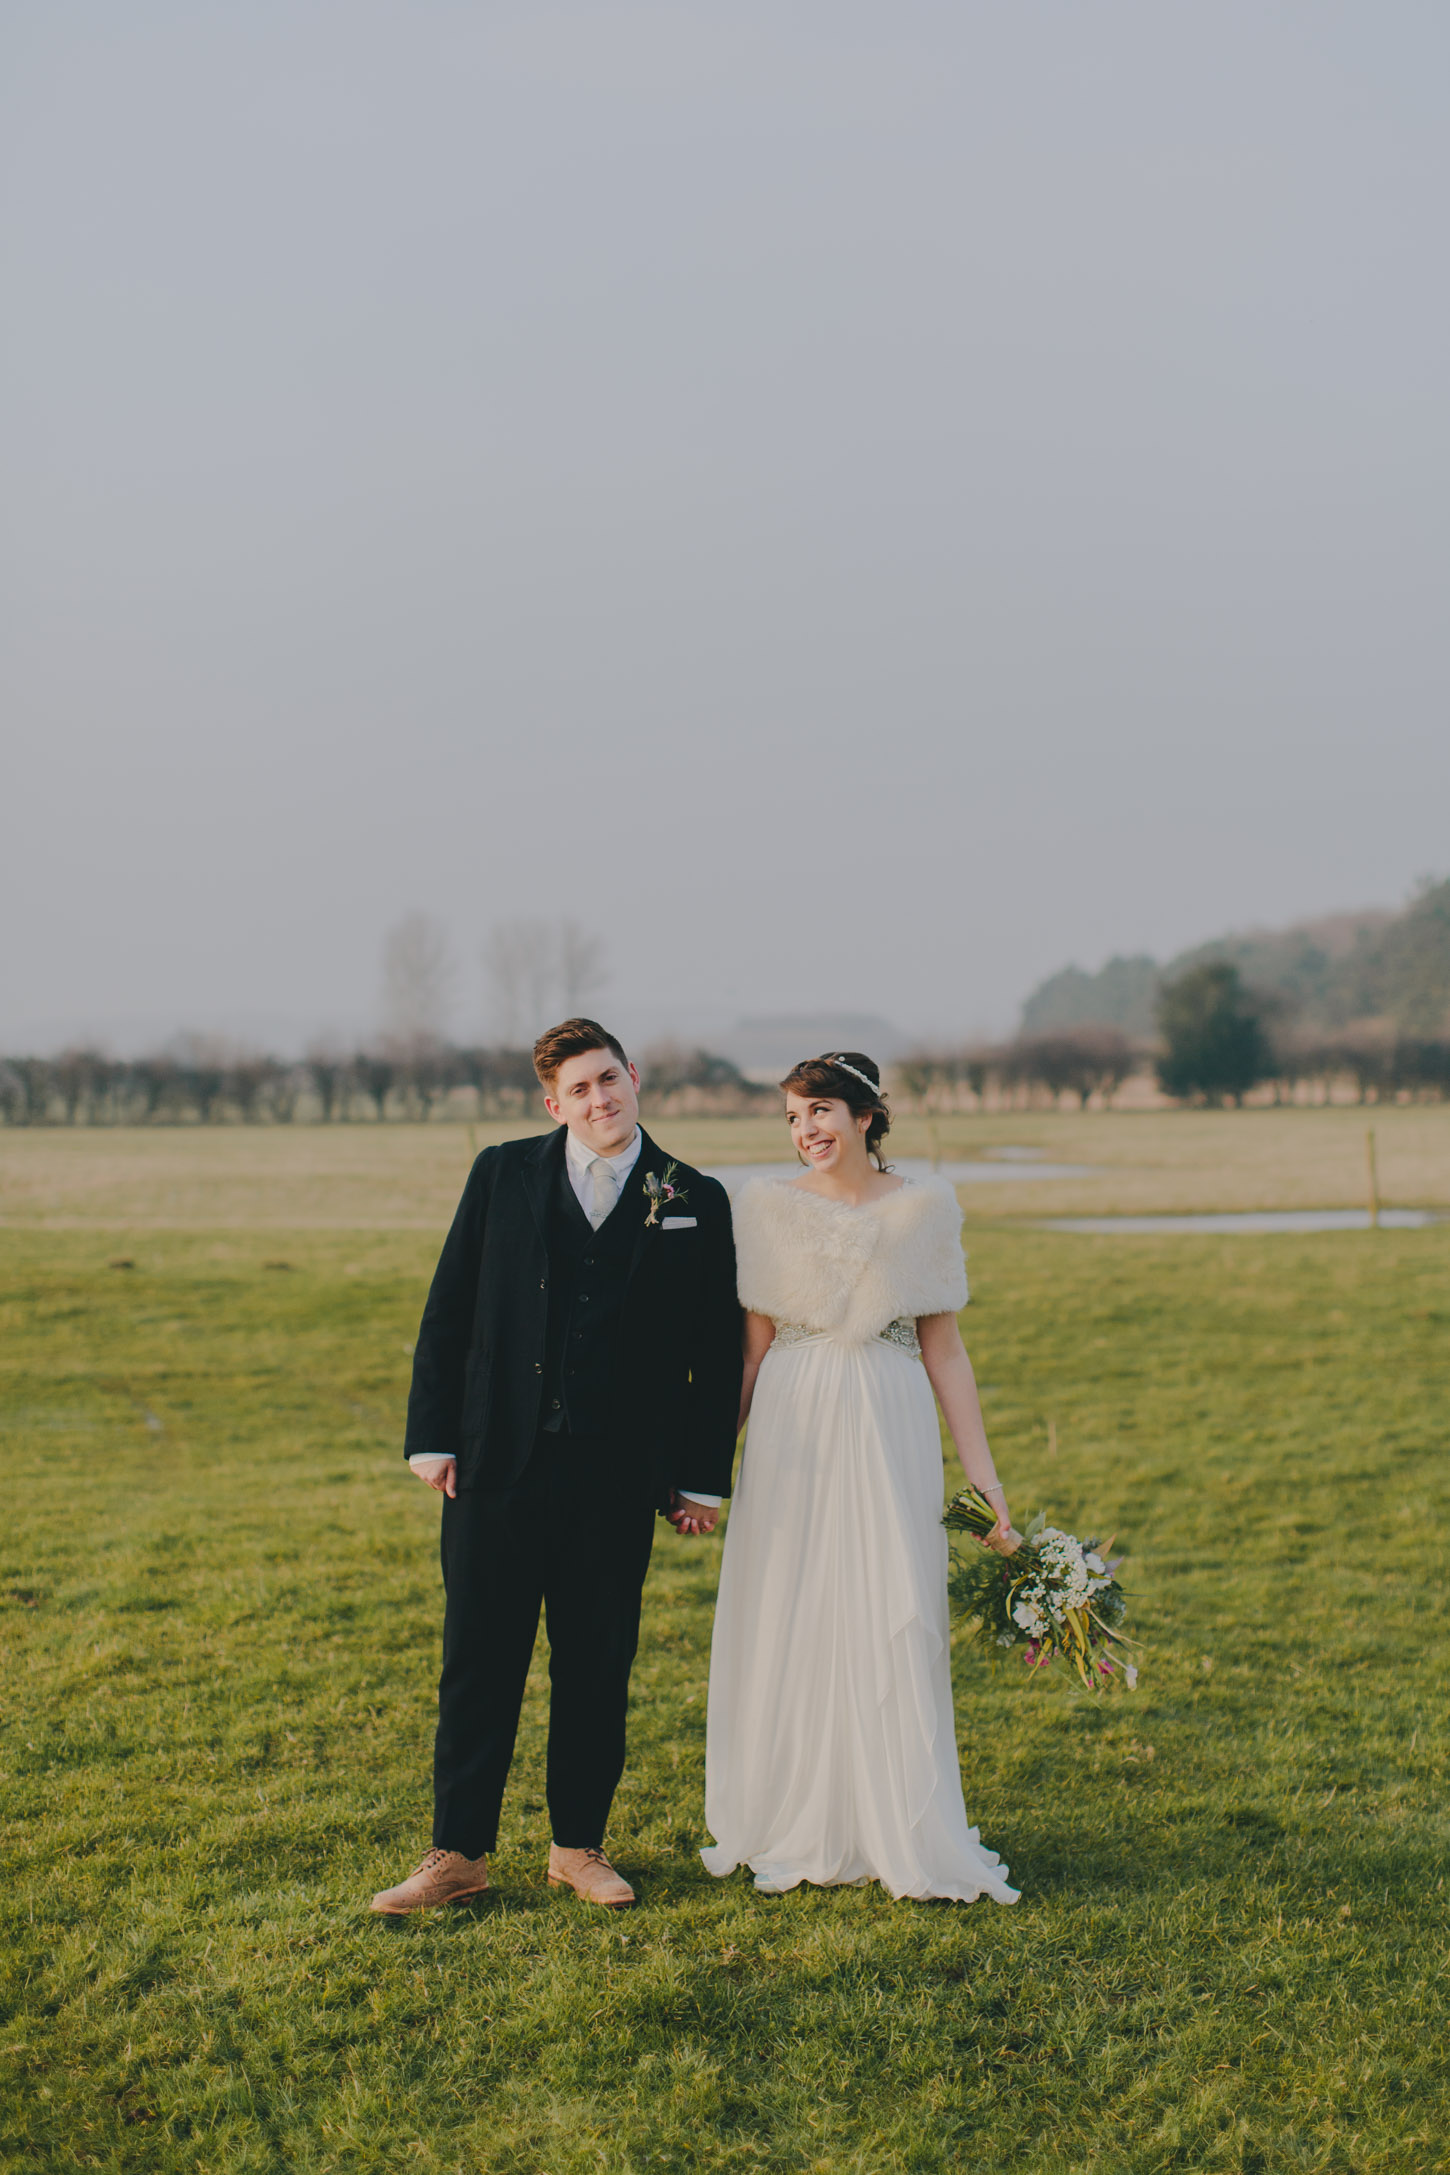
[{"xmin": 534, "ymin": 1362, "xmax": 542, "ymax": 1374}]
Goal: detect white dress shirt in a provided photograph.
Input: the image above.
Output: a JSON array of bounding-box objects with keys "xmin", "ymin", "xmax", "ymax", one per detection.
[
  {"xmin": 563, "ymin": 1121, "xmax": 644, "ymax": 1219},
  {"xmin": 410, "ymin": 1126, "xmax": 721, "ymax": 1506}
]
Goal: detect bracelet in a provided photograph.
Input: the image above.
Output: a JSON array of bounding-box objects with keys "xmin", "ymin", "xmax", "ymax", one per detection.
[{"xmin": 984, "ymin": 1482, "xmax": 1007, "ymax": 1496}]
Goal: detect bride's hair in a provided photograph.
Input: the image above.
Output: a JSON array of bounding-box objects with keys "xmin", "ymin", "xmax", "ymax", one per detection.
[{"xmin": 779, "ymin": 1052, "xmax": 893, "ymax": 1171}]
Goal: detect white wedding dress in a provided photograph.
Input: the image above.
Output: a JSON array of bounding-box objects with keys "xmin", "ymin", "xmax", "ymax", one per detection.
[{"xmin": 701, "ymin": 1177, "xmax": 1019, "ymax": 1905}]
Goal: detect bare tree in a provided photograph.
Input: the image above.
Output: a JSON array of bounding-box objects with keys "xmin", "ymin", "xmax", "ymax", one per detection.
[
  {"xmin": 892, "ymin": 1046, "xmax": 1002, "ymax": 1113},
  {"xmin": 559, "ymin": 919, "xmax": 608, "ymax": 1014},
  {"xmin": 170, "ymin": 1036, "xmax": 231, "ymax": 1123},
  {"xmin": 1394, "ymin": 1036, "xmax": 1450, "ymax": 1099},
  {"xmin": 265, "ymin": 1062, "xmax": 305, "ymax": 1123},
  {"xmin": 54, "ymin": 1047, "xmax": 114, "ymax": 1124},
  {"xmin": 381, "ymin": 913, "xmax": 456, "ymax": 1048},
  {"xmin": 306, "ymin": 1043, "xmax": 354, "ymax": 1122},
  {"xmin": 483, "ymin": 919, "xmax": 558, "ymax": 1045},
  {"xmin": 894, "ymin": 1053, "xmax": 941, "ymax": 1112},
  {"xmin": 1008, "ymin": 1029, "xmax": 1135, "ymax": 1108},
  {"xmin": 0, "ymin": 1059, "xmax": 53, "ymax": 1125},
  {"xmin": 481, "ymin": 917, "xmax": 608, "ymax": 1042},
  {"xmin": 354, "ymin": 1051, "xmax": 396, "ymax": 1121},
  {"xmin": 228, "ymin": 1052, "xmax": 277, "ymax": 1123},
  {"xmin": 455, "ymin": 1043, "xmax": 543, "ymax": 1115},
  {"xmin": 637, "ymin": 1043, "xmax": 771, "ymax": 1115},
  {"xmin": 17, "ymin": 1058, "xmax": 57, "ymax": 1123}
]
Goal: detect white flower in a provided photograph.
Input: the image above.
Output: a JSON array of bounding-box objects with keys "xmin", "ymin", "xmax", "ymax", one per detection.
[
  {"xmin": 1124, "ymin": 1664, "xmax": 1138, "ymax": 1691},
  {"xmin": 1085, "ymin": 1553, "xmax": 1105, "ymax": 1575}
]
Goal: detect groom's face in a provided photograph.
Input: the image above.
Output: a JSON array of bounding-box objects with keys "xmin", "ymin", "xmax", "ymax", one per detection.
[{"xmin": 545, "ymin": 1048, "xmax": 641, "ymax": 1153}]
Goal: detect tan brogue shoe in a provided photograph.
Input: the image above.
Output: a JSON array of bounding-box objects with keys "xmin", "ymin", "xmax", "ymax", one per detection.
[
  {"xmin": 547, "ymin": 1844, "xmax": 636, "ymax": 1910},
  {"xmin": 370, "ymin": 1847, "xmax": 490, "ymax": 1915}
]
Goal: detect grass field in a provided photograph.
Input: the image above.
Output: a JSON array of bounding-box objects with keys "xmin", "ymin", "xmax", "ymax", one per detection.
[
  {"xmin": 2, "ymin": 1103, "xmax": 1448, "ymax": 1228},
  {"xmin": 2, "ymin": 1114, "xmax": 1449, "ymax": 2172}
]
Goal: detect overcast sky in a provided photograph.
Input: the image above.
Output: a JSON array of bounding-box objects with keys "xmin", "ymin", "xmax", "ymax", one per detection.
[{"xmin": 4, "ymin": 1, "xmax": 1447, "ymax": 1055}]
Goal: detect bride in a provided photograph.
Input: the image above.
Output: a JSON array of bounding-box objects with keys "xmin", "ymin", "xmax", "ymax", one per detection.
[{"xmin": 700, "ymin": 1053, "xmax": 1020, "ymax": 1904}]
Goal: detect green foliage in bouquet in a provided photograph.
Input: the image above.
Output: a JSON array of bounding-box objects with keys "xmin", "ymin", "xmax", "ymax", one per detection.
[{"xmin": 944, "ymin": 1483, "xmax": 1136, "ymax": 1691}]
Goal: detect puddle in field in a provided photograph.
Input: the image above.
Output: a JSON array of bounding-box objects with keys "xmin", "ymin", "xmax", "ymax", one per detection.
[
  {"xmin": 705, "ymin": 1154, "xmax": 1100, "ymax": 1192},
  {"xmin": 1038, "ymin": 1209, "xmax": 1442, "ymax": 1235}
]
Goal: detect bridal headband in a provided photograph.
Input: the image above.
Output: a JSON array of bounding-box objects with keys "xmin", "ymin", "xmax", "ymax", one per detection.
[{"xmin": 827, "ymin": 1055, "xmax": 884, "ymax": 1099}]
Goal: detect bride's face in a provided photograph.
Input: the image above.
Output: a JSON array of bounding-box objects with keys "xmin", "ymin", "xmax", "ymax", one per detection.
[{"xmin": 785, "ymin": 1091, "xmax": 871, "ymax": 1173}]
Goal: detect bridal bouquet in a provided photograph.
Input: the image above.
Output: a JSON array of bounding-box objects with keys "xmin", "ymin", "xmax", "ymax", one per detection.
[{"xmin": 943, "ymin": 1485, "xmax": 1137, "ymax": 1691}]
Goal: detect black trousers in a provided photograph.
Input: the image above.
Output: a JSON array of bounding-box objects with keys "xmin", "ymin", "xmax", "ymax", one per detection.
[{"xmin": 432, "ymin": 1436, "xmax": 657, "ymax": 1856}]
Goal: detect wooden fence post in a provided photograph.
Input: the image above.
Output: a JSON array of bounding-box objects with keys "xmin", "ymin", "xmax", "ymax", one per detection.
[{"xmin": 1365, "ymin": 1127, "xmax": 1380, "ymax": 1229}]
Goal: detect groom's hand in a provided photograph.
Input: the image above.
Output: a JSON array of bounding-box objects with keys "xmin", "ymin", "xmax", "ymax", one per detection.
[
  {"xmin": 667, "ymin": 1491, "xmax": 719, "ymax": 1537},
  {"xmin": 412, "ymin": 1457, "xmax": 458, "ymax": 1498}
]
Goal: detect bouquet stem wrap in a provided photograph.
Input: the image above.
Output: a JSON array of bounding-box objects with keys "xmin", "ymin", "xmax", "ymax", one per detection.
[{"xmin": 943, "ymin": 1485, "xmax": 1138, "ymax": 1691}]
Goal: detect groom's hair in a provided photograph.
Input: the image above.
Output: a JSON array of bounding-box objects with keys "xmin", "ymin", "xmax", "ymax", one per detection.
[{"xmin": 532, "ymin": 1018, "xmax": 630, "ymax": 1089}]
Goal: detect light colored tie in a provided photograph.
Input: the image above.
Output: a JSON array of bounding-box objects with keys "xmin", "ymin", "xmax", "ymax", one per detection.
[{"xmin": 587, "ymin": 1156, "xmax": 620, "ymax": 1229}]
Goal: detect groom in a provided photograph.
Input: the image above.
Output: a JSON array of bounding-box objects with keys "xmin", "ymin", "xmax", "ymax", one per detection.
[{"xmin": 371, "ymin": 1018, "xmax": 742, "ymax": 1914}]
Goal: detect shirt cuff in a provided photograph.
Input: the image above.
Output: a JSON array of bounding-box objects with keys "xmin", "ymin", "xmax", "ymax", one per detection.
[
  {"xmin": 409, "ymin": 1453, "xmax": 455, "ymax": 1469},
  {"xmin": 676, "ymin": 1491, "xmax": 722, "ymax": 1507}
]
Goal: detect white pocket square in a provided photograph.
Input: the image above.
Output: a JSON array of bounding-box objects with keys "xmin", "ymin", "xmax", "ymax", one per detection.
[{"xmin": 660, "ymin": 1215, "xmax": 697, "ymax": 1229}]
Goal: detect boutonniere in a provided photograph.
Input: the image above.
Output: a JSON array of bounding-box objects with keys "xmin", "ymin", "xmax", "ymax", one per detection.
[{"xmin": 642, "ymin": 1162, "xmax": 688, "ymax": 1227}]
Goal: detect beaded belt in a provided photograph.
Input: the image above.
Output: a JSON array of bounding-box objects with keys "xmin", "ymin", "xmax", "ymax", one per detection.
[{"xmin": 771, "ymin": 1317, "xmax": 922, "ymax": 1359}]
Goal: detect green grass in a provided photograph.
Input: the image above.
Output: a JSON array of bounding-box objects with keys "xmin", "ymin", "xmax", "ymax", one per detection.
[{"xmin": 2, "ymin": 1223, "xmax": 1448, "ymax": 2173}]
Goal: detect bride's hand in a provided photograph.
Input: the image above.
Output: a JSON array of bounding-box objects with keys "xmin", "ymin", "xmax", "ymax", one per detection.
[
  {"xmin": 667, "ymin": 1492, "xmax": 719, "ymax": 1538},
  {"xmin": 983, "ymin": 1485, "xmax": 1014, "ymax": 1553}
]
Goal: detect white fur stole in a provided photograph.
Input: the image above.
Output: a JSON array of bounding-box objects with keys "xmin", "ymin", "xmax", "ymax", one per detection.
[{"xmin": 732, "ymin": 1176, "xmax": 968, "ymax": 1342}]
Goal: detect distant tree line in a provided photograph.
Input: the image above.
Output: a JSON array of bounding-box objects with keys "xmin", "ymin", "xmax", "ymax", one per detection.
[
  {"xmin": 1151, "ymin": 960, "xmax": 1450, "ymax": 1107},
  {"xmin": 1022, "ymin": 876, "xmax": 1450, "ymax": 1042},
  {"xmin": 895, "ymin": 1029, "xmax": 1139, "ymax": 1112},
  {"xmin": 9, "ymin": 1006, "xmax": 1445, "ymax": 1126},
  {"xmin": 899, "ymin": 975, "xmax": 1450, "ymax": 1112},
  {"xmin": 0, "ymin": 903, "xmax": 780, "ymax": 1125},
  {"xmin": 0, "ymin": 1037, "xmax": 773, "ymax": 1126}
]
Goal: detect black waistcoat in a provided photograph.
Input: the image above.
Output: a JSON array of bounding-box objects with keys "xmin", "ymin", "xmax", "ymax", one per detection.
[{"xmin": 540, "ymin": 1157, "xmax": 639, "ymax": 1438}]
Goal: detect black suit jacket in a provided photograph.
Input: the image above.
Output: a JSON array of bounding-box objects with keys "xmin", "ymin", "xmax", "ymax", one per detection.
[{"xmin": 402, "ymin": 1127, "xmax": 743, "ymax": 1502}]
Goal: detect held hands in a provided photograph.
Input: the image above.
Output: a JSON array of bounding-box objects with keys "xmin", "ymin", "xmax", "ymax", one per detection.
[
  {"xmin": 409, "ymin": 1464, "xmax": 719, "ymax": 1532},
  {"xmin": 412, "ymin": 1457, "xmax": 458, "ymax": 1498},
  {"xmin": 667, "ymin": 1491, "xmax": 719, "ymax": 1539}
]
